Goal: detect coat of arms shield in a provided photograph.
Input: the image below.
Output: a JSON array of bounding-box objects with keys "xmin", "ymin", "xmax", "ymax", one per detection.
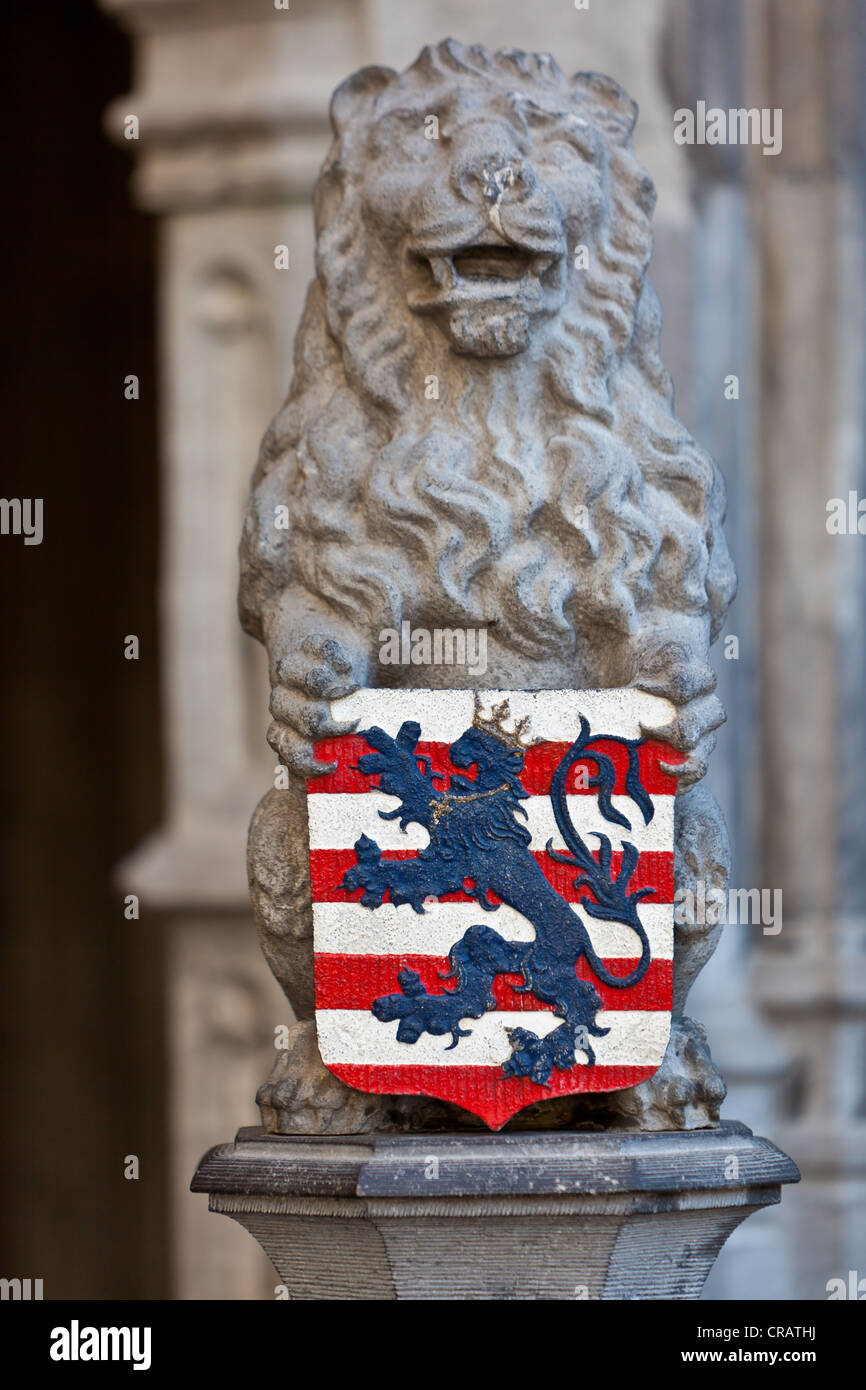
[{"xmin": 307, "ymin": 689, "xmax": 680, "ymax": 1129}]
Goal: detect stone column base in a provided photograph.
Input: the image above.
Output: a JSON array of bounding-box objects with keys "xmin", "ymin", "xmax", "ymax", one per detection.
[{"xmin": 191, "ymin": 1123, "xmax": 799, "ymax": 1300}]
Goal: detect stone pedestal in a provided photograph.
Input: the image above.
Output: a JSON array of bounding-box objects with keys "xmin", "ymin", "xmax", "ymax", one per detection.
[{"xmin": 192, "ymin": 1124, "xmax": 798, "ymax": 1300}]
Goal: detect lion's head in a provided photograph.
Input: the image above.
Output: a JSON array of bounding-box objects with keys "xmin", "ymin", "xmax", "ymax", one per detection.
[
  {"xmin": 244, "ymin": 40, "xmax": 735, "ymax": 665},
  {"xmin": 314, "ymin": 38, "xmax": 654, "ymax": 401}
]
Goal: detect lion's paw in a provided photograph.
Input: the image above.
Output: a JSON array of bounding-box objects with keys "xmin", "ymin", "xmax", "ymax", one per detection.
[
  {"xmin": 606, "ymin": 1017, "xmax": 727, "ymax": 1130},
  {"xmin": 257, "ymin": 1020, "xmax": 468, "ymax": 1135},
  {"xmin": 258, "ymin": 1021, "xmax": 392, "ymax": 1135}
]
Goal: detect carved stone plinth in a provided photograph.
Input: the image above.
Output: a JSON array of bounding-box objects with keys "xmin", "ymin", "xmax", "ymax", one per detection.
[{"xmin": 192, "ymin": 1124, "xmax": 798, "ymax": 1300}]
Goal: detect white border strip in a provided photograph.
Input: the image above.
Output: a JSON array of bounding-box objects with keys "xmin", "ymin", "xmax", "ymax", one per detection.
[
  {"xmin": 317, "ymin": 1008, "xmax": 671, "ymax": 1068},
  {"xmin": 330, "ymin": 688, "xmax": 675, "ymax": 744},
  {"xmin": 313, "ymin": 900, "xmax": 673, "ymax": 959},
  {"xmin": 307, "ymin": 791, "xmax": 673, "ymax": 854}
]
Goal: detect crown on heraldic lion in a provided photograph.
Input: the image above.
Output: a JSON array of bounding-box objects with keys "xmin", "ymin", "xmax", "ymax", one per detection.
[
  {"xmin": 473, "ymin": 696, "xmax": 538, "ymax": 750},
  {"xmin": 238, "ymin": 39, "xmax": 737, "ymax": 1134}
]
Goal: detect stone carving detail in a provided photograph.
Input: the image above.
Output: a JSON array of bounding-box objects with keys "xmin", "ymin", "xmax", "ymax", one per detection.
[{"xmin": 239, "ymin": 40, "xmax": 736, "ymax": 1134}]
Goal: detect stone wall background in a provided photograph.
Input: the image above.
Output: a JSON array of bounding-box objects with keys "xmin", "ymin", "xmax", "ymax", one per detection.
[
  {"xmin": 1, "ymin": 0, "xmax": 862, "ymax": 1300},
  {"xmin": 0, "ymin": 0, "xmax": 166, "ymax": 1298}
]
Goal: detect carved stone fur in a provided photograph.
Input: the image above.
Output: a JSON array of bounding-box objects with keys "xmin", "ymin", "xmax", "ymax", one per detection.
[{"xmin": 240, "ymin": 39, "xmax": 737, "ymax": 1133}]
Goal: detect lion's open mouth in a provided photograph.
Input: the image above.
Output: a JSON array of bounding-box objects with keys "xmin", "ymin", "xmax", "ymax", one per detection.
[
  {"xmin": 406, "ymin": 236, "xmax": 563, "ymax": 310},
  {"xmin": 450, "ymin": 244, "xmax": 532, "ymax": 282}
]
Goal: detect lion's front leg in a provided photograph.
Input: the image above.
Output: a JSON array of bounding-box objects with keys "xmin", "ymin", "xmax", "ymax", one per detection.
[
  {"xmin": 630, "ymin": 623, "xmax": 725, "ymax": 789},
  {"xmin": 641, "ymin": 691, "xmax": 726, "ymax": 790},
  {"xmin": 340, "ymin": 837, "xmax": 463, "ymax": 912},
  {"xmin": 262, "ymin": 585, "xmax": 370, "ymax": 781}
]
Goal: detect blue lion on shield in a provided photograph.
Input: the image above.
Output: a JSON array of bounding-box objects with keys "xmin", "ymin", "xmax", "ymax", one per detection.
[{"xmin": 340, "ymin": 704, "xmax": 655, "ymax": 1086}]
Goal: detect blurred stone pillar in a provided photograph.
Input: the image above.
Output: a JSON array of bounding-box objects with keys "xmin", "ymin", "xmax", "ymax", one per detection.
[
  {"xmin": 100, "ymin": 0, "xmax": 364, "ymax": 1298},
  {"xmin": 662, "ymin": 0, "xmax": 793, "ymax": 1300},
  {"xmin": 748, "ymin": 0, "xmax": 866, "ymax": 1299},
  {"xmin": 667, "ymin": 0, "xmax": 866, "ymax": 1302}
]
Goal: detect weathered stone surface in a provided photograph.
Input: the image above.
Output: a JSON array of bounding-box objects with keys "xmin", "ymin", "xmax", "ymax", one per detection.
[
  {"xmin": 192, "ymin": 1124, "xmax": 798, "ymax": 1300},
  {"xmin": 239, "ymin": 39, "xmax": 738, "ymax": 1134}
]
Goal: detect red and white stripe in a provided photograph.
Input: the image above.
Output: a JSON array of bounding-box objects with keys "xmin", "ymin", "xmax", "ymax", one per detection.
[{"xmin": 308, "ymin": 689, "xmax": 678, "ymax": 1129}]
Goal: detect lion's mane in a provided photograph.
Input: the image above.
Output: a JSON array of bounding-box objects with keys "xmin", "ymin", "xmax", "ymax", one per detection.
[{"xmin": 241, "ymin": 40, "xmax": 735, "ymax": 662}]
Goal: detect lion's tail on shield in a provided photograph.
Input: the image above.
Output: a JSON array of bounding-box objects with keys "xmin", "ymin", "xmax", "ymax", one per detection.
[{"xmin": 547, "ymin": 719, "xmax": 654, "ymax": 991}]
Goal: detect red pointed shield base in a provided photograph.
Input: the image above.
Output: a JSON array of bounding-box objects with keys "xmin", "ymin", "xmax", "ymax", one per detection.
[{"xmin": 307, "ymin": 689, "xmax": 679, "ymax": 1130}]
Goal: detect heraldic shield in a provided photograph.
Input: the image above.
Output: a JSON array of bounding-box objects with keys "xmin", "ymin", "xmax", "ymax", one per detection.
[{"xmin": 307, "ymin": 689, "xmax": 681, "ymax": 1129}]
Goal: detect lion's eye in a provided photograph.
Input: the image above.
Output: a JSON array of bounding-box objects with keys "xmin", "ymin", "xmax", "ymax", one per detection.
[
  {"xmin": 369, "ymin": 110, "xmax": 441, "ymax": 158},
  {"xmin": 539, "ymin": 139, "xmax": 593, "ymax": 166}
]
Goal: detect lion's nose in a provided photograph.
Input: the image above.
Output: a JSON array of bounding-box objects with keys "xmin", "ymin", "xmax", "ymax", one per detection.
[
  {"xmin": 453, "ymin": 150, "xmax": 535, "ymax": 205},
  {"xmin": 481, "ymin": 161, "xmax": 518, "ymax": 205}
]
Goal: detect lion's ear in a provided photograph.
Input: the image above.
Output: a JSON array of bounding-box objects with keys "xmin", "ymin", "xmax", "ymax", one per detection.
[
  {"xmin": 572, "ymin": 71, "xmax": 638, "ymax": 141},
  {"xmin": 329, "ymin": 65, "xmax": 397, "ymax": 135}
]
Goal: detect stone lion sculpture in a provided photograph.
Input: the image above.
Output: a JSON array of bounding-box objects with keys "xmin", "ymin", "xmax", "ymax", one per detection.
[{"xmin": 239, "ymin": 39, "xmax": 737, "ymax": 1134}]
